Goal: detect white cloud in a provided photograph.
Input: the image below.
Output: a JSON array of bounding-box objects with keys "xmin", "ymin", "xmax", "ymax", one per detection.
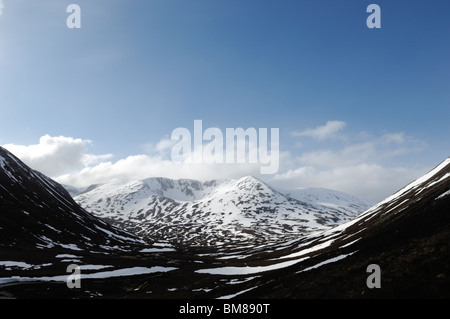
[
  {"xmin": 0, "ymin": 1, "xmax": 4, "ymax": 16},
  {"xmin": 2, "ymin": 135, "xmax": 112, "ymax": 177},
  {"xmin": 271, "ymin": 162, "xmax": 425, "ymax": 203},
  {"xmin": 55, "ymin": 155, "xmax": 262, "ymax": 188},
  {"xmin": 381, "ymin": 132, "xmax": 406, "ymax": 144},
  {"xmin": 292, "ymin": 120, "xmax": 347, "ymax": 141},
  {"xmin": 2, "ymin": 134, "xmax": 274, "ymax": 188},
  {"xmin": 271, "ymin": 125, "xmax": 427, "ymax": 202},
  {"xmin": 141, "ymin": 136, "xmax": 177, "ymax": 157}
]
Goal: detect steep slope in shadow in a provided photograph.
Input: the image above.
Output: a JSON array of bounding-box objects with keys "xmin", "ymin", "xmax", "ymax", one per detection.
[
  {"xmin": 0, "ymin": 146, "xmax": 144, "ymax": 254},
  {"xmin": 235, "ymin": 158, "xmax": 450, "ymax": 298}
]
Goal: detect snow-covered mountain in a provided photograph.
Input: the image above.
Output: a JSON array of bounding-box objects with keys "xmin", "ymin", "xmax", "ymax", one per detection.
[
  {"xmin": 73, "ymin": 176, "xmax": 372, "ymax": 247},
  {"xmin": 1, "ymin": 144, "xmax": 450, "ymax": 298}
]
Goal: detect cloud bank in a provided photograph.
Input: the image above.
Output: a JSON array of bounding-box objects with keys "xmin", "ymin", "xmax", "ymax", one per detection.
[
  {"xmin": 1, "ymin": 122, "xmax": 429, "ymax": 202},
  {"xmin": 2, "ymin": 135, "xmax": 112, "ymax": 177}
]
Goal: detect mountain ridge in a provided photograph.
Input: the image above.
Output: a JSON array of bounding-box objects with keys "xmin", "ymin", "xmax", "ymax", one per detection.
[{"xmin": 72, "ymin": 175, "xmax": 372, "ymax": 247}]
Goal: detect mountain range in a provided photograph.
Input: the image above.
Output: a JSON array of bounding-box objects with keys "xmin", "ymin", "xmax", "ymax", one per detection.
[
  {"xmin": 1, "ymin": 145, "xmax": 449, "ymax": 299},
  {"xmin": 71, "ymin": 176, "xmax": 372, "ymax": 248}
]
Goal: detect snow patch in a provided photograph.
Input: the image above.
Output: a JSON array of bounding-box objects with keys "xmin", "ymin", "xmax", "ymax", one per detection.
[
  {"xmin": 436, "ymin": 189, "xmax": 450, "ymax": 200},
  {"xmin": 140, "ymin": 248, "xmax": 176, "ymax": 253},
  {"xmin": 0, "ymin": 266, "xmax": 177, "ymax": 285},
  {"xmin": 195, "ymin": 257, "xmax": 308, "ymax": 275},
  {"xmin": 297, "ymin": 252, "xmax": 356, "ymax": 273},
  {"xmin": 217, "ymin": 286, "xmax": 258, "ymax": 299}
]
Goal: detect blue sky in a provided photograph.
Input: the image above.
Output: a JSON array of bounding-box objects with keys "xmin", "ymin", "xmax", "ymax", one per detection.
[{"xmin": 0, "ymin": 0, "xmax": 449, "ymax": 202}]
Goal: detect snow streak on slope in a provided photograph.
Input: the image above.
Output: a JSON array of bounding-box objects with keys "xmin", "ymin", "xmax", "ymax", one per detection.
[{"xmin": 74, "ymin": 176, "xmax": 372, "ymax": 247}]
